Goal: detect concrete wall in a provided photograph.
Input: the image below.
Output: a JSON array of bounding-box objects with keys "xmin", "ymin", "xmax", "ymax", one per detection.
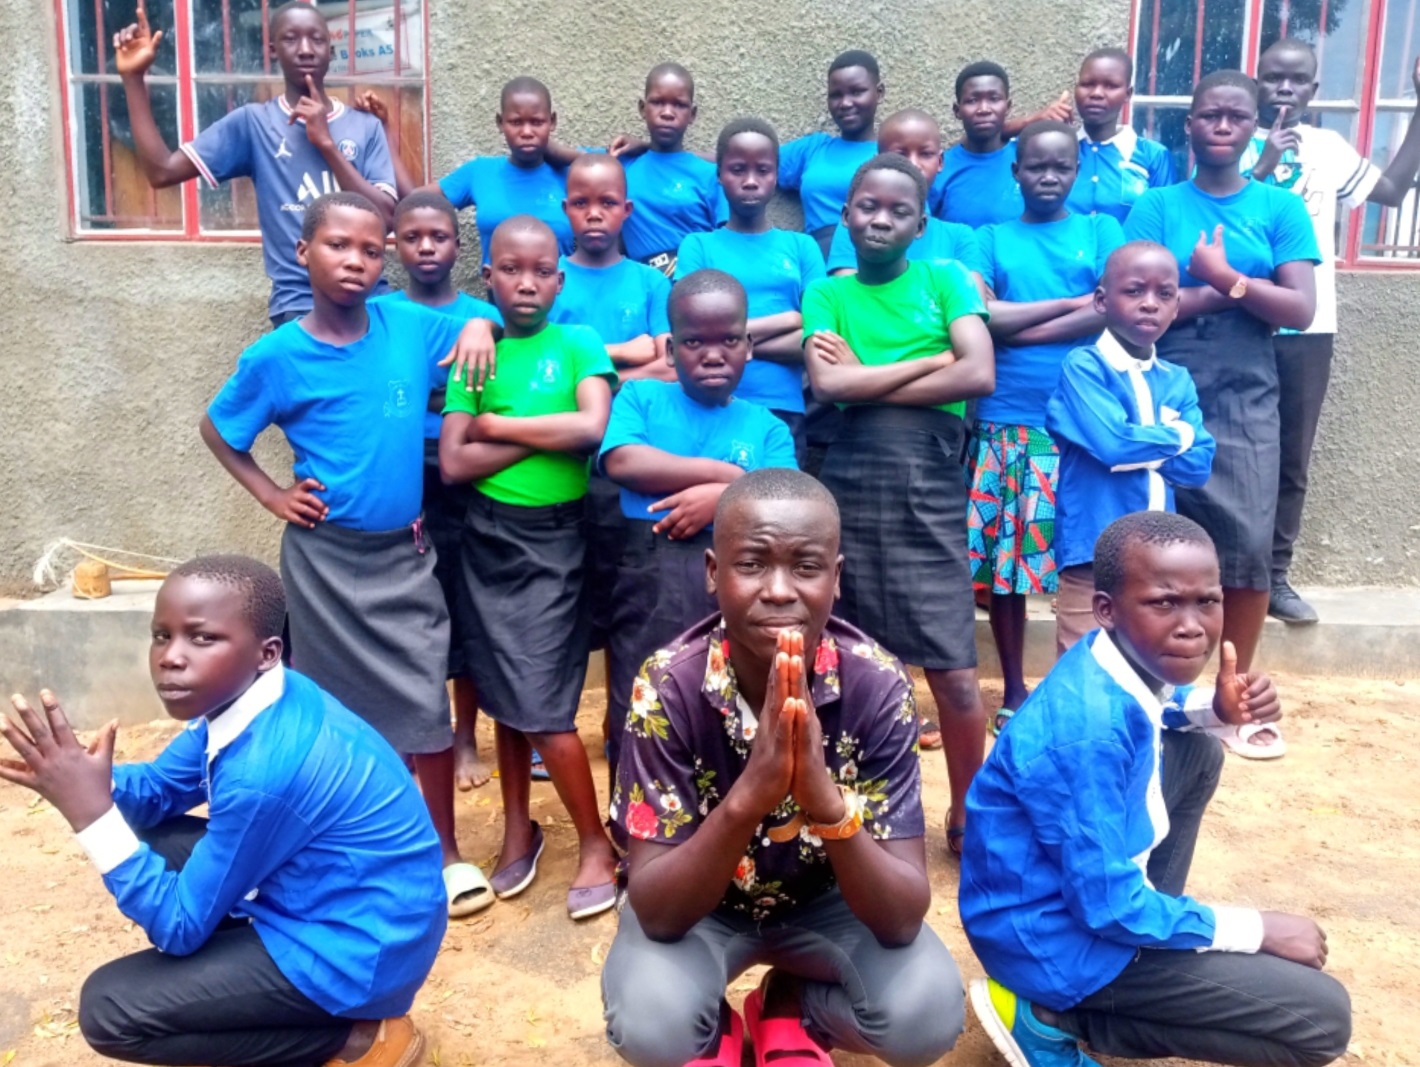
[{"xmin": 0, "ymin": 0, "xmax": 1416, "ymax": 592}]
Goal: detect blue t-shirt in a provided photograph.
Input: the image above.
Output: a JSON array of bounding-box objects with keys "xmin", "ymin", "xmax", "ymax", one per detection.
[
  {"xmin": 779, "ymin": 132, "xmax": 880, "ymax": 234},
  {"xmin": 599, "ymin": 380, "xmax": 798, "ymax": 520},
  {"xmin": 208, "ymin": 300, "xmax": 464, "ymax": 531},
  {"xmin": 183, "ymin": 97, "xmax": 396, "ymax": 318},
  {"xmin": 1124, "ymin": 180, "xmax": 1321, "ymax": 287},
  {"xmin": 934, "ymin": 142, "xmax": 1024, "ymax": 229},
  {"xmin": 676, "ymin": 227, "xmax": 827, "ymax": 412},
  {"xmin": 1067, "ymin": 127, "xmax": 1176, "ymax": 223},
  {"xmin": 548, "ymin": 258, "xmax": 671, "ymax": 345},
  {"xmin": 373, "ymin": 291, "xmax": 502, "ymax": 438},
  {"xmin": 622, "ymin": 150, "xmax": 728, "ymax": 261},
  {"xmin": 826, "ymin": 215, "xmax": 987, "ymax": 277},
  {"xmin": 978, "ymin": 213, "xmax": 1125, "ymax": 426},
  {"xmin": 438, "ymin": 156, "xmax": 575, "ymax": 265}
]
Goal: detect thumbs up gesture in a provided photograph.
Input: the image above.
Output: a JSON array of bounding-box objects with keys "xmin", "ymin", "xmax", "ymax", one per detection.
[{"xmin": 1211, "ymin": 640, "xmax": 1282, "ymax": 726}]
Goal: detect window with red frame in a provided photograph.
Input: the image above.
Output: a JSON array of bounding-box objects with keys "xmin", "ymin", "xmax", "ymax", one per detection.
[
  {"xmin": 1131, "ymin": 0, "xmax": 1420, "ymax": 264},
  {"xmin": 59, "ymin": 0, "xmax": 428, "ymax": 236}
]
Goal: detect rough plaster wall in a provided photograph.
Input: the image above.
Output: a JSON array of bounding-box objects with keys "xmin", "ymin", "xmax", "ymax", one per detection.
[{"xmin": 0, "ymin": 0, "xmax": 1414, "ymax": 587}]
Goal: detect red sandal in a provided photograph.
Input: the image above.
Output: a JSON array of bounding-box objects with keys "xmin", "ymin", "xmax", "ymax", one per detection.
[{"xmin": 743, "ymin": 987, "xmax": 833, "ymax": 1067}]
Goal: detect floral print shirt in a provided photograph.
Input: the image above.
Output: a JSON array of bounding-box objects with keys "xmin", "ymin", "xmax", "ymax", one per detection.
[{"xmin": 609, "ymin": 614, "xmax": 924, "ymax": 921}]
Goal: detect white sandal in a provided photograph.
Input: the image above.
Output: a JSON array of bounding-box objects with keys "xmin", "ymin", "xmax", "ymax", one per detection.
[
  {"xmin": 443, "ymin": 862, "xmax": 495, "ymax": 918},
  {"xmin": 1210, "ymin": 721, "xmax": 1287, "ymax": 760}
]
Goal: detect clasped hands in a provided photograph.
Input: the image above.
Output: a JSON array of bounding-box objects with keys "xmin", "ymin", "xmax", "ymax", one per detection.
[
  {"xmin": 731, "ymin": 631, "xmax": 847, "ymax": 836},
  {"xmin": 0, "ymin": 691, "xmax": 118, "ymax": 834}
]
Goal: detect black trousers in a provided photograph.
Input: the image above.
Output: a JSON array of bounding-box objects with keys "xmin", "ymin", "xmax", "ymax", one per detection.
[
  {"xmin": 1272, "ymin": 333, "xmax": 1335, "ymax": 583},
  {"xmin": 78, "ymin": 817, "xmax": 353, "ymax": 1067},
  {"xmin": 1057, "ymin": 732, "xmax": 1352, "ymax": 1067}
]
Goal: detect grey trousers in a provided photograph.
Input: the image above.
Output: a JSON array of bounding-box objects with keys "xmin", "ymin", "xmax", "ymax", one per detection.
[
  {"xmin": 1057, "ymin": 731, "xmax": 1352, "ymax": 1067},
  {"xmin": 602, "ymin": 889, "xmax": 963, "ymax": 1067},
  {"xmin": 1272, "ymin": 333, "xmax": 1335, "ymax": 583}
]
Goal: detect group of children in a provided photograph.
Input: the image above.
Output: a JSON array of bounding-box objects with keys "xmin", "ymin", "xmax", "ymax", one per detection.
[{"xmin": 3, "ymin": 2, "xmax": 1405, "ymax": 1064}]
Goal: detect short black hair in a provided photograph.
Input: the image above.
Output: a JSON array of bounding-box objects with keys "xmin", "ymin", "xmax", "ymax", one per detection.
[
  {"xmin": 646, "ymin": 62, "xmax": 695, "ymax": 98},
  {"xmin": 829, "ymin": 49, "xmax": 880, "ymax": 82},
  {"xmin": 1093, "ymin": 512, "xmax": 1216, "ymax": 596},
  {"xmin": 716, "ymin": 117, "xmax": 779, "ymax": 167},
  {"xmin": 1260, "ymin": 36, "xmax": 1319, "ymax": 76},
  {"xmin": 1016, "ymin": 118, "xmax": 1078, "ymax": 157},
  {"xmin": 847, "ymin": 152, "xmax": 928, "ymax": 210},
  {"xmin": 300, "ymin": 190, "xmax": 383, "ymax": 241},
  {"xmin": 667, "ymin": 269, "xmax": 747, "ymax": 333},
  {"xmin": 393, "ymin": 189, "xmax": 458, "ymax": 231},
  {"xmin": 1192, "ymin": 69, "xmax": 1258, "ymax": 110},
  {"xmin": 715, "ymin": 468, "xmax": 839, "ymax": 531},
  {"xmin": 1081, "ymin": 46, "xmax": 1134, "ymax": 84},
  {"xmin": 168, "ymin": 555, "xmax": 286, "ymax": 640},
  {"xmin": 500, "ymin": 76, "xmax": 552, "ymax": 112},
  {"xmin": 567, "ymin": 151, "xmax": 627, "ymax": 192},
  {"xmin": 489, "ymin": 213, "xmax": 557, "ymax": 253},
  {"xmin": 1102, "ymin": 239, "xmax": 1177, "ymax": 287},
  {"xmin": 956, "ymin": 60, "xmax": 1010, "ymax": 99},
  {"xmin": 269, "ymin": 0, "xmax": 325, "ymax": 35}
]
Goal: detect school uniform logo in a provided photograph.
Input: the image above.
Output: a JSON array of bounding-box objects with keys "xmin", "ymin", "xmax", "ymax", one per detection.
[
  {"xmin": 533, "ymin": 358, "xmax": 562, "ymax": 389},
  {"xmin": 384, "ymin": 379, "xmax": 415, "ymax": 417},
  {"xmin": 338, "ymin": 138, "xmax": 359, "ymax": 161},
  {"xmin": 728, "ymin": 441, "xmax": 757, "ymax": 469}
]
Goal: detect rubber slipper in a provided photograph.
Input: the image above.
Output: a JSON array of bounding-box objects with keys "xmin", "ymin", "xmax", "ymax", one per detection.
[
  {"xmin": 744, "ymin": 987, "xmax": 833, "ymax": 1067},
  {"xmin": 443, "ymin": 861, "xmax": 495, "ymax": 918},
  {"xmin": 686, "ymin": 1007, "xmax": 744, "ymax": 1067},
  {"xmin": 945, "ymin": 809, "xmax": 966, "ymax": 858},
  {"xmin": 918, "ymin": 720, "xmax": 943, "ymax": 750},
  {"xmin": 489, "ymin": 821, "xmax": 545, "ymax": 899},
  {"xmin": 1212, "ymin": 721, "xmax": 1287, "ymax": 760},
  {"xmin": 531, "ymin": 749, "xmax": 551, "ymax": 781},
  {"xmin": 991, "ymin": 707, "xmax": 1017, "ymax": 737},
  {"xmin": 567, "ymin": 880, "xmax": 617, "ymax": 920}
]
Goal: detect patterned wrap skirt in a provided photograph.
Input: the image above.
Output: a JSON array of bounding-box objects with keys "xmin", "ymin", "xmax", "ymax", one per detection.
[{"xmin": 967, "ymin": 422, "xmax": 1060, "ymax": 595}]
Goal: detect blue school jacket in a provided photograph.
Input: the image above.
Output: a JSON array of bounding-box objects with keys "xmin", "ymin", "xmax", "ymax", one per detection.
[
  {"xmin": 77, "ymin": 667, "xmax": 446, "ymax": 1018},
  {"xmin": 1045, "ymin": 332, "xmax": 1215, "ymax": 570},
  {"xmin": 959, "ymin": 631, "xmax": 1262, "ymax": 1011}
]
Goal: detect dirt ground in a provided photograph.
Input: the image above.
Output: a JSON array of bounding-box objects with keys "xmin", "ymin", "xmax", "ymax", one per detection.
[{"xmin": 0, "ymin": 671, "xmax": 1414, "ymax": 1067}]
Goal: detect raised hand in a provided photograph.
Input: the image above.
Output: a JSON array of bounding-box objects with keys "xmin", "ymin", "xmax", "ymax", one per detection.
[
  {"xmin": 650, "ymin": 483, "xmax": 725, "ymax": 540},
  {"xmin": 1041, "ymin": 90, "xmax": 1074, "ymax": 124},
  {"xmin": 1212, "ymin": 639, "xmax": 1282, "ymax": 725},
  {"xmin": 1260, "ymin": 911, "xmax": 1329, "ymax": 969},
  {"xmin": 1189, "ymin": 225, "xmax": 1233, "ymax": 292},
  {"xmin": 265, "ymin": 476, "xmax": 328, "ymax": 528},
  {"xmin": 0, "ymin": 691, "xmax": 118, "ymax": 832},
  {"xmin": 112, "ymin": 0, "xmax": 163, "ymax": 77},
  {"xmin": 290, "ymin": 75, "xmax": 332, "ymax": 149},
  {"xmin": 353, "ymin": 90, "xmax": 390, "ymax": 128}
]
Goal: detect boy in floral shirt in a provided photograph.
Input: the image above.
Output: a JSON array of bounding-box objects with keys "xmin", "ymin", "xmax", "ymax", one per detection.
[{"xmin": 602, "ymin": 468, "xmax": 964, "ymax": 1067}]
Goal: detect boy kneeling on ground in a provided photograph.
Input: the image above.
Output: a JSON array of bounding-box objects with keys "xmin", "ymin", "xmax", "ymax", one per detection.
[
  {"xmin": 602, "ymin": 467, "xmax": 963, "ymax": 1067},
  {"xmin": 961, "ymin": 511, "xmax": 1351, "ymax": 1067},
  {"xmin": 0, "ymin": 556, "xmax": 444, "ymax": 1067}
]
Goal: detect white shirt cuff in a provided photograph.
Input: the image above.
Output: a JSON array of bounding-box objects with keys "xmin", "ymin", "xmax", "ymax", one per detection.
[
  {"xmin": 1170, "ymin": 419, "xmax": 1195, "ymax": 454},
  {"xmin": 1204, "ymin": 905, "xmax": 1265, "ymax": 953},
  {"xmin": 76, "ymin": 805, "xmax": 141, "ymax": 875},
  {"xmin": 1181, "ymin": 686, "xmax": 1224, "ymax": 728}
]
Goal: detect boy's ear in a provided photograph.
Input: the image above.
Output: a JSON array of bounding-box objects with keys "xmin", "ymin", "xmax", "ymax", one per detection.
[
  {"xmin": 554, "ymin": 268, "xmax": 565, "ymax": 295},
  {"xmin": 494, "ymin": 111, "xmax": 503, "ymax": 129},
  {"xmin": 833, "ymin": 553, "xmax": 844, "ymax": 602},
  {"xmin": 705, "ymin": 548, "xmax": 719, "ymax": 597},
  {"xmin": 1093, "ymin": 285, "xmax": 1108, "ymax": 316},
  {"xmin": 258, "ymin": 636, "xmax": 283, "ymax": 672},
  {"xmin": 637, "ymin": 98, "xmax": 648, "ymax": 120},
  {"xmin": 548, "ymin": 111, "xmax": 559, "ymax": 134},
  {"xmin": 665, "ymin": 336, "xmax": 677, "ymax": 365},
  {"xmin": 295, "ymin": 238, "xmax": 309, "ymax": 268},
  {"xmin": 1125, "ymin": 84, "xmax": 1135, "ymax": 102},
  {"xmin": 1092, "ymin": 589, "xmax": 1116, "ymax": 631},
  {"xmin": 951, "ymin": 99, "xmax": 963, "ymax": 121},
  {"xmin": 481, "ymin": 262, "xmax": 493, "ymax": 286},
  {"xmin": 624, "ymin": 197, "xmax": 636, "ymax": 216}
]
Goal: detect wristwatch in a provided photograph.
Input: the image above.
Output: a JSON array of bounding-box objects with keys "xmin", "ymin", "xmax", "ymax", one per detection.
[
  {"xmin": 806, "ymin": 785, "xmax": 865, "ymax": 841},
  {"xmin": 1227, "ymin": 275, "xmax": 1249, "ymax": 299}
]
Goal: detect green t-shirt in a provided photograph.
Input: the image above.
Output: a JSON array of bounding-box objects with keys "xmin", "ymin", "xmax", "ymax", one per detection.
[
  {"xmin": 443, "ymin": 323, "xmax": 617, "ymax": 506},
  {"xmin": 800, "ymin": 259, "xmax": 988, "ymax": 417}
]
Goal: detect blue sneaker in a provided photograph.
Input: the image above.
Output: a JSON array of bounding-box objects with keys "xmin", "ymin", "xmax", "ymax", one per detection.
[{"xmin": 968, "ymin": 978, "xmax": 1100, "ymax": 1067}]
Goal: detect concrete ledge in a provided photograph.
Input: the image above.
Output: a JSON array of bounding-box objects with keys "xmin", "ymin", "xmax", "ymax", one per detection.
[{"xmin": 1, "ymin": 583, "xmax": 1415, "ymax": 729}]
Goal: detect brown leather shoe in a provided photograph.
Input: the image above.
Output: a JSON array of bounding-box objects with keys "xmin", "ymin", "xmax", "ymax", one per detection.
[{"xmin": 323, "ymin": 1016, "xmax": 424, "ymax": 1067}]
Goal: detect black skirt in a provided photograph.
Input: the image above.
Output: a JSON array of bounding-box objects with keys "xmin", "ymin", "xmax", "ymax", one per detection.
[
  {"xmin": 422, "ymin": 438, "xmax": 473, "ymax": 677},
  {"xmin": 457, "ymin": 491, "xmax": 591, "ymax": 734},
  {"xmin": 607, "ymin": 520, "xmax": 717, "ymax": 773},
  {"xmin": 819, "ymin": 404, "xmax": 977, "ymax": 671},
  {"xmin": 1157, "ymin": 309, "xmax": 1278, "ymax": 590},
  {"xmin": 280, "ymin": 520, "xmax": 452, "ymax": 755},
  {"xmin": 584, "ymin": 470, "xmax": 628, "ymax": 651}
]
